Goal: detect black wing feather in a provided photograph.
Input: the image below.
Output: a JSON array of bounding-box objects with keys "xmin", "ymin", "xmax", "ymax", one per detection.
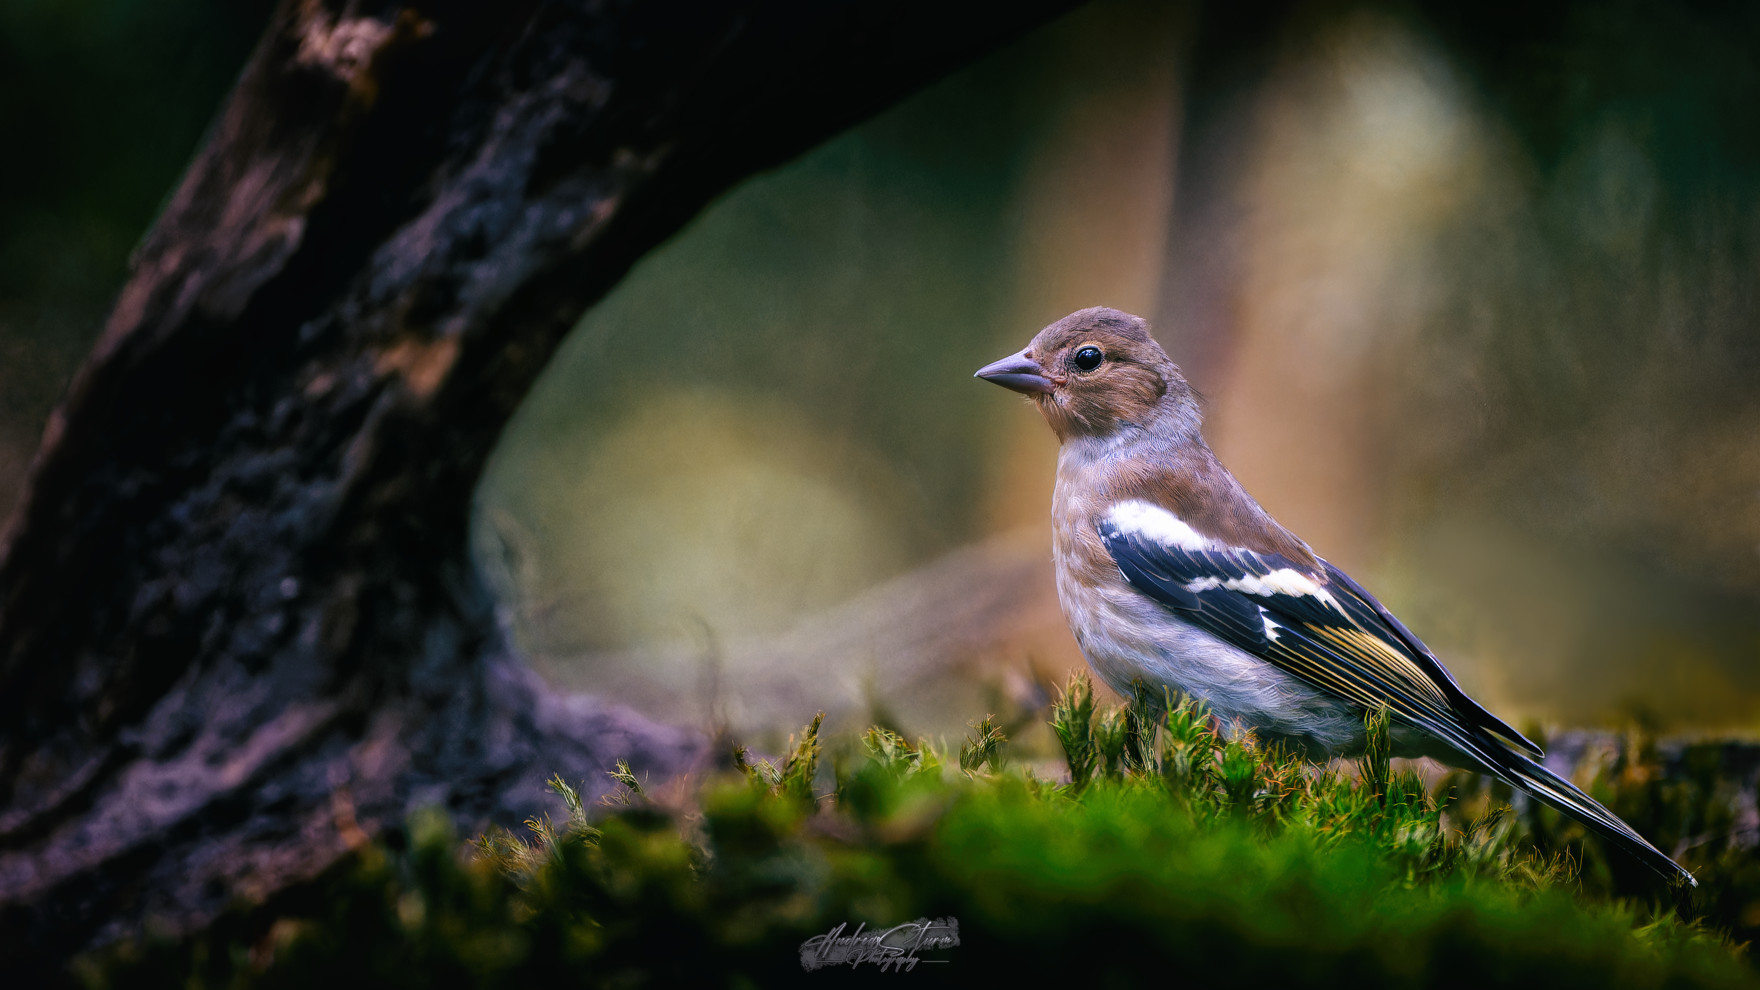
[
  {"xmin": 1098, "ymin": 521, "xmax": 1689, "ymax": 880},
  {"xmin": 1099, "ymin": 521, "xmax": 1530, "ymax": 756},
  {"xmin": 1098, "ymin": 517, "xmax": 1696, "ymax": 885}
]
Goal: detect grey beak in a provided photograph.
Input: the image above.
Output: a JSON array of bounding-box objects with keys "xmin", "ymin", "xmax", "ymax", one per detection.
[{"xmin": 974, "ymin": 348, "xmax": 1055, "ymax": 395}]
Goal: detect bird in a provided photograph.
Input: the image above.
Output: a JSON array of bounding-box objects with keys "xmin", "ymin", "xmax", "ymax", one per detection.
[{"xmin": 974, "ymin": 305, "xmax": 1694, "ymax": 886}]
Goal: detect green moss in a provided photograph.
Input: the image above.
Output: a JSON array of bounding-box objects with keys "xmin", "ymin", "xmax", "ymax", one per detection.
[{"xmin": 84, "ymin": 677, "xmax": 1758, "ymax": 987}]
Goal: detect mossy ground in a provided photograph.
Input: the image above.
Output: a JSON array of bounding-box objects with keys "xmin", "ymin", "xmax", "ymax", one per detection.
[{"xmin": 86, "ymin": 677, "xmax": 1760, "ymax": 988}]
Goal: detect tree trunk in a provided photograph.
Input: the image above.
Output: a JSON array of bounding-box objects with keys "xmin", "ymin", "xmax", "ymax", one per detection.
[{"xmin": 0, "ymin": 0, "xmax": 1078, "ymax": 969}]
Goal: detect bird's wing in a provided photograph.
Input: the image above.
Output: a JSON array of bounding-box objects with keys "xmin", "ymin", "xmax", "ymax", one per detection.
[
  {"xmin": 1095, "ymin": 503, "xmax": 1540, "ymax": 759},
  {"xmin": 1098, "ymin": 500, "xmax": 1693, "ymax": 886}
]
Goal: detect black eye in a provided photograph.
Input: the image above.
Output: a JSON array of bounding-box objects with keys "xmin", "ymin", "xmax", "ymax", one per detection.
[{"xmin": 1072, "ymin": 346, "xmax": 1103, "ymax": 371}]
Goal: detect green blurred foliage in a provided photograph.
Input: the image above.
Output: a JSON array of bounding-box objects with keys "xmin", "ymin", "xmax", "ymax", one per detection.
[
  {"xmin": 1398, "ymin": 0, "xmax": 1760, "ymax": 599},
  {"xmin": 0, "ymin": 0, "xmax": 271, "ymax": 514},
  {"xmin": 83, "ymin": 684, "xmax": 1760, "ymax": 988},
  {"xmin": 0, "ymin": 0, "xmax": 269, "ymax": 299}
]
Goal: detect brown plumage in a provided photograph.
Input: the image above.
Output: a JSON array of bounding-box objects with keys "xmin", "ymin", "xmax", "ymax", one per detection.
[{"xmin": 1007, "ymin": 306, "xmax": 1315, "ymax": 564}]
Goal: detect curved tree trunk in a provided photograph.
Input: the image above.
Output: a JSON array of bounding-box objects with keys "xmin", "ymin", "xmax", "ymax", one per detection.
[{"xmin": 0, "ymin": 0, "xmax": 1077, "ymax": 970}]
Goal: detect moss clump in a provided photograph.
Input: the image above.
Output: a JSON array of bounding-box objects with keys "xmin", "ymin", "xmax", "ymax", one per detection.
[{"xmin": 83, "ymin": 676, "xmax": 1757, "ymax": 988}]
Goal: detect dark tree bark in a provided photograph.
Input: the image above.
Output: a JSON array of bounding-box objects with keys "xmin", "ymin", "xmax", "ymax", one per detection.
[{"xmin": 0, "ymin": 0, "xmax": 1078, "ymax": 969}]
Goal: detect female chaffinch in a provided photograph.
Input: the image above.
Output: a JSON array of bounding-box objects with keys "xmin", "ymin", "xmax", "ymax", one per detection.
[{"xmin": 977, "ymin": 306, "xmax": 1693, "ymax": 886}]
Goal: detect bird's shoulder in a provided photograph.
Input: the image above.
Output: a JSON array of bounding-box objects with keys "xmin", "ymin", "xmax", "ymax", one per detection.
[{"xmin": 1081, "ymin": 436, "xmax": 1318, "ymax": 570}]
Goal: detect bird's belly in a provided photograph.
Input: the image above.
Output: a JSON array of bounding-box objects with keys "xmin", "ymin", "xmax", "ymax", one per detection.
[{"xmin": 1055, "ymin": 574, "xmax": 1365, "ymax": 759}]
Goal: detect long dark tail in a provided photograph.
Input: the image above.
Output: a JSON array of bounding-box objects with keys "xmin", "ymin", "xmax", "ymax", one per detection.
[{"xmin": 1461, "ymin": 737, "xmax": 1695, "ymax": 887}]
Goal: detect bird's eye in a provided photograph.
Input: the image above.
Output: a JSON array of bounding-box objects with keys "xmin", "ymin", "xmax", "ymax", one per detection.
[{"xmin": 1072, "ymin": 346, "xmax": 1103, "ymax": 372}]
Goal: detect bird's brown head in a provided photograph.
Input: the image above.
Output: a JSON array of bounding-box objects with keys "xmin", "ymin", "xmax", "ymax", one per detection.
[{"xmin": 974, "ymin": 307, "xmax": 1194, "ymax": 442}]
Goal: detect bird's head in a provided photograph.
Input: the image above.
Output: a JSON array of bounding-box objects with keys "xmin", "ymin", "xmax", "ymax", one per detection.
[{"xmin": 975, "ymin": 307, "xmax": 1196, "ymax": 443}]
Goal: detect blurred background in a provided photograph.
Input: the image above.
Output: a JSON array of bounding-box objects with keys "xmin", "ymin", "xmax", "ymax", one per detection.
[{"xmin": 6, "ymin": 0, "xmax": 1759, "ymax": 750}]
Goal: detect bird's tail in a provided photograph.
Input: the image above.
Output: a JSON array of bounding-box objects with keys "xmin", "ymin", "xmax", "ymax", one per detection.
[{"xmin": 1461, "ymin": 737, "xmax": 1695, "ymax": 887}]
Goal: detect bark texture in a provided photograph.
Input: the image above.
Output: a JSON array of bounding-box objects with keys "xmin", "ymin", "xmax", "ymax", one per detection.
[{"xmin": 0, "ymin": 0, "xmax": 1076, "ymax": 969}]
